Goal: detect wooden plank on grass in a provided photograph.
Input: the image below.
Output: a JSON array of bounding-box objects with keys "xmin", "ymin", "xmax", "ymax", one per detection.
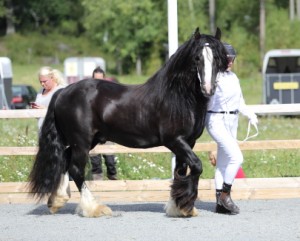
[
  {"xmin": 232, "ymin": 188, "xmax": 300, "ymax": 200},
  {"xmin": 238, "ymin": 140, "xmax": 300, "ymax": 150},
  {"xmin": 0, "ymin": 182, "xmax": 29, "ymax": 193},
  {"xmin": 85, "ymin": 179, "xmax": 214, "ymax": 192},
  {"xmin": 0, "ymin": 178, "xmax": 299, "ymax": 204}
]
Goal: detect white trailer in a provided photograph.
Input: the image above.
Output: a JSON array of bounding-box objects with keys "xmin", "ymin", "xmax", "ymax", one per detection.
[
  {"xmin": 64, "ymin": 57, "xmax": 106, "ymax": 84},
  {"xmin": 0, "ymin": 57, "xmax": 13, "ymax": 109},
  {"xmin": 263, "ymin": 49, "xmax": 300, "ymax": 104}
]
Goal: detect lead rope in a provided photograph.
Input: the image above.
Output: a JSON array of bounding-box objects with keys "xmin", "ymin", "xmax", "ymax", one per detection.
[{"xmin": 241, "ymin": 120, "xmax": 259, "ymax": 142}]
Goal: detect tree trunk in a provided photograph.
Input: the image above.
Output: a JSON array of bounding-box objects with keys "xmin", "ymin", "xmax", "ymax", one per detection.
[
  {"xmin": 209, "ymin": 0, "xmax": 215, "ymax": 34},
  {"xmin": 290, "ymin": 0, "xmax": 295, "ymax": 20},
  {"xmin": 188, "ymin": 0, "xmax": 195, "ymax": 25},
  {"xmin": 296, "ymin": 0, "xmax": 300, "ymax": 20},
  {"xmin": 259, "ymin": 0, "xmax": 265, "ymax": 66},
  {"xmin": 116, "ymin": 58, "xmax": 123, "ymax": 75},
  {"xmin": 136, "ymin": 55, "xmax": 142, "ymax": 76},
  {"xmin": 5, "ymin": 0, "xmax": 15, "ymax": 35},
  {"xmin": 29, "ymin": 9, "xmax": 40, "ymax": 28}
]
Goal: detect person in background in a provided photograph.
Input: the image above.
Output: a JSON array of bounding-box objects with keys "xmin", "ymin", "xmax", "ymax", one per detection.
[
  {"xmin": 31, "ymin": 66, "xmax": 66, "ymax": 129},
  {"xmin": 205, "ymin": 43, "xmax": 258, "ymax": 215},
  {"xmin": 90, "ymin": 66, "xmax": 118, "ymax": 180},
  {"xmin": 52, "ymin": 69, "xmax": 67, "ymax": 87}
]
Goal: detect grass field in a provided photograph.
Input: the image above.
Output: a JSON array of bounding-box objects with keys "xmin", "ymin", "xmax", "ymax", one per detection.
[{"xmin": 0, "ymin": 65, "xmax": 299, "ymax": 182}]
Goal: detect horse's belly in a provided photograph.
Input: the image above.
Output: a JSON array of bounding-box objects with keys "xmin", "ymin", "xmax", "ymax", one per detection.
[{"xmin": 112, "ymin": 134, "xmax": 160, "ymax": 149}]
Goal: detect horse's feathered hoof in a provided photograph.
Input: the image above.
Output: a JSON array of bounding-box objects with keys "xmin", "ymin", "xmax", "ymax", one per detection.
[
  {"xmin": 48, "ymin": 194, "xmax": 70, "ymax": 214},
  {"xmin": 76, "ymin": 203, "xmax": 113, "ymax": 218},
  {"xmin": 165, "ymin": 199, "xmax": 199, "ymax": 217},
  {"xmin": 92, "ymin": 204, "xmax": 113, "ymax": 217}
]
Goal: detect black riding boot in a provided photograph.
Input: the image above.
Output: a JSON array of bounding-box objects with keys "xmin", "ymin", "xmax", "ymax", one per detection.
[
  {"xmin": 103, "ymin": 155, "xmax": 118, "ymax": 180},
  {"xmin": 219, "ymin": 183, "xmax": 240, "ymax": 215},
  {"xmin": 215, "ymin": 190, "xmax": 231, "ymax": 214}
]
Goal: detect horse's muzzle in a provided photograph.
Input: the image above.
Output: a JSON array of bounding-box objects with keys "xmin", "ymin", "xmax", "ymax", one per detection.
[{"xmin": 201, "ymin": 87, "xmax": 216, "ymax": 97}]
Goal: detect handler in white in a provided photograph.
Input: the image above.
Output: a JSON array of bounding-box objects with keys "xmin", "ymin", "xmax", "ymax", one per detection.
[{"xmin": 205, "ymin": 43, "xmax": 258, "ymax": 214}]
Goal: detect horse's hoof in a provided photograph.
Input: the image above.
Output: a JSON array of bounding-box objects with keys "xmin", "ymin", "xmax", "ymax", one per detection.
[
  {"xmin": 47, "ymin": 195, "xmax": 70, "ymax": 214},
  {"xmin": 93, "ymin": 204, "xmax": 113, "ymax": 217},
  {"xmin": 179, "ymin": 207, "xmax": 199, "ymax": 217},
  {"xmin": 188, "ymin": 207, "xmax": 199, "ymax": 217},
  {"xmin": 165, "ymin": 199, "xmax": 198, "ymax": 217},
  {"xmin": 76, "ymin": 203, "xmax": 112, "ymax": 218}
]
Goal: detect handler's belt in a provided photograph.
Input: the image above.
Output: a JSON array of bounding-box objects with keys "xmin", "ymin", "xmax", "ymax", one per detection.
[{"xmin": 207, "ymin": 110, "xmax": 239, "ymax": 114}]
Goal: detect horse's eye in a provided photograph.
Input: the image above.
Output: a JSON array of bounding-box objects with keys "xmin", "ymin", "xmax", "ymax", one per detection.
[{"xmin": 195, "ymin": 56, "xmax": 200, "ymax": 61}]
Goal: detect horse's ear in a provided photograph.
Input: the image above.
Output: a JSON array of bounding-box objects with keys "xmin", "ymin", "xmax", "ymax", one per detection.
[
  {"xmin": 215, "ymin": 27, "xmax": 221, "ymax": 40},
  {"xmin": 194, "ymin": 27, "xmax": 201, "ymax": 40}
]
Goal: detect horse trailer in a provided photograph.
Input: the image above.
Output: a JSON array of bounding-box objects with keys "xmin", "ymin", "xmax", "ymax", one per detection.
[
  {"xmin": 0, "ymin": 57, "xmax": 13, "ymax": 109},
  {"xmin": 263, "ymin": 49, "xmax": 300, "ymax": 104},
  {"xmin": 64, "ymin": 57, "xmax": 106, "ymax": 84}
]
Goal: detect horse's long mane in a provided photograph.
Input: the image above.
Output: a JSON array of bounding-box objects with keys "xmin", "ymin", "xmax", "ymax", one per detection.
[{"xmin": 136, "ymin": 31, "xmax": 227, "ymax": 121}]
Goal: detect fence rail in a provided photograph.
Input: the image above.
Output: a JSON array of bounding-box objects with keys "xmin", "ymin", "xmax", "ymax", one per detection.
[
  {"xmin": 247, "ymin": 103, "xmax": 300, "ymax": 115},
  {"xmin": 1, "ymin": 104, "xmax": 300, "ymax": 119}
]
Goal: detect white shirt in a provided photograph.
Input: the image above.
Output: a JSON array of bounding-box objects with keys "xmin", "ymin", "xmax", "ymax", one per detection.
[
  {"xmin": 35, "ymin": 85, "xmax": 64, "ymax": 129},
  {"xmin": 207, "ymin": 71, "xmax": 254, "ymax": 119}
]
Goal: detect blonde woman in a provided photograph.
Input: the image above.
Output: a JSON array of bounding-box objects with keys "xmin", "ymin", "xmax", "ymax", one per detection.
[
  {"xmin": 32, "ymin": 66, "xmax": 66, "ymax": 129},
  {"xmin": 52, "ymin": 68, "xmax": 67, "ymax": 87}
]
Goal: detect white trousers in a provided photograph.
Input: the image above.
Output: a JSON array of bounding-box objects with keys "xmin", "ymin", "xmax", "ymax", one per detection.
[{"xmin": 206, "ymin": 113, "xmax": 243, "ymax": 190}]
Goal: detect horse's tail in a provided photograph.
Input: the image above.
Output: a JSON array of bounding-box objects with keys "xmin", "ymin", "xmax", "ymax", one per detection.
[{"xmin": 29, "ymin": 89, "xmax": 66, "ymax": 201}]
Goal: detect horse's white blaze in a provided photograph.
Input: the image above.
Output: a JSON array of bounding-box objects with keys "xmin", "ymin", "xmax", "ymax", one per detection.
[{"xmin": 202, "ymin": 46, "xmax": 213, "ymax": 94}]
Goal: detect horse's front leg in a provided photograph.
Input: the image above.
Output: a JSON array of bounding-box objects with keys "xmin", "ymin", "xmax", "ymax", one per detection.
[
  {"xmin": 165, "ymin": 139, "xmax": 202, "ymax": 217},
  {"xmin": 69, "ymin": 146, "xmax": 112, "ymax": 218}
]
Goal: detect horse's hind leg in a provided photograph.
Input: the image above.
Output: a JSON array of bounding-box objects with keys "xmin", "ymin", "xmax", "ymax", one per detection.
[
  {"xmin": 47, "ymin": 172, "xmax": 71, "ymax": 214},
  {"xmin": 165, "ymin": 140, "xmax": 202, "ymax": 217},
  {"xmin": 69, "ymin": 146, "xmax": 112, "ymax": 218},
  {"xmin": 47, "ymin": 147, "xmax": 72, "ymax": 213}
]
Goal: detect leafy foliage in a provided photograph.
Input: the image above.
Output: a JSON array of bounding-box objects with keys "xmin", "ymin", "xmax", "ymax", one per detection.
[
  {"xmin": 82, "ymin": 0, "xmax": 164, "ymax": 74},
  {"xmin": 266, "ymin": 5, "xmax": 300, "ymax": 49},
  {"xmin": 1, "ymin": 0, "xmax": 300, "ymax": 76}
]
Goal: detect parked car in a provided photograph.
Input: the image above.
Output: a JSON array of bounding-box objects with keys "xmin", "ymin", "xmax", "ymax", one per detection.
[{"xmin": 11, "ymin": 84, "xmax": 37, "ymax": 109}]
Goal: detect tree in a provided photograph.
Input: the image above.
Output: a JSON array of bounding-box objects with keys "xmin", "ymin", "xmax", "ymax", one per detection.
[
  {"xmin": 82, "ymin": 0, "xmax": 164, "ymax": 75},
  {"xmin": 177, "ymin": 0, "xmax": 208, "ymax": 41},
  {"xmin": 0, "ymin": 0, "xmax": 83, "ymax": 35}
]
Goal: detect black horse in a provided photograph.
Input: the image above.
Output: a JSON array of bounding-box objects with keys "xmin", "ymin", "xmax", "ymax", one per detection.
[{"xmin": 29, "ymin": 28, "xmax": 228, "ymax": 217}]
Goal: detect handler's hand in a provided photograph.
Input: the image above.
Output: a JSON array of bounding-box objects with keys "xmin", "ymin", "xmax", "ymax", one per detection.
[{"xmin": 250, "ymin": 114, "xmax": 258, "ymax": 126}]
